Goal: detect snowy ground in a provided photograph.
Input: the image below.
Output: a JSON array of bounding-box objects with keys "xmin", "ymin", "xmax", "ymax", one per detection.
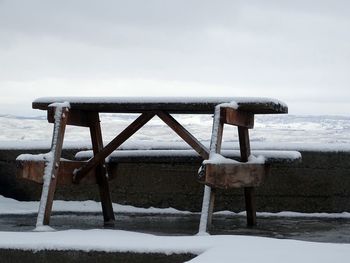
[
  {"xmin": 1, "ymin": 195, "xmax": 350, "ymax": 262},
  {"xmin": 1, "ymin": 229, "xmax": 350, "ymax": 263}
]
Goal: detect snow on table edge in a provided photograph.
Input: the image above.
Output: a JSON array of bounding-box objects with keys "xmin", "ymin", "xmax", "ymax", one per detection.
[{"xmin": 33, "ymin": 96, "xmax": 287, "ymax": 106}]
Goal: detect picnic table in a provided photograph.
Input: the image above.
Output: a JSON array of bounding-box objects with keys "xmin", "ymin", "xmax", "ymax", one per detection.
[{"xmin": 16, "ymin": 97, "xmax": 299, "ymax": 232}]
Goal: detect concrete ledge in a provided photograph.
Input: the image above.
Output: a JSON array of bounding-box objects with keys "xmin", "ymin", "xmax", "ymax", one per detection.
[
  {"xmin": 0, "ymin": 249, "xmax": 194, "ymax": 263},
  {"xmin": 1, "ymin": 148, "xmax": 350, "ymax": 213}
]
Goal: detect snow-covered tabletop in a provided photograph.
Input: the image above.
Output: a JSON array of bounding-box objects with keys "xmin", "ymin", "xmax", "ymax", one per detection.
[{"xmin": 33, "ymin": 96, "xmax": 288, "ymax": 114}]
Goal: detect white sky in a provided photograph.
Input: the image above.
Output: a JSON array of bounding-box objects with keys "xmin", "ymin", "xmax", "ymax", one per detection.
[{"xmin": 0, "ymin": 0, "xmax": 349, "ymax": 116}]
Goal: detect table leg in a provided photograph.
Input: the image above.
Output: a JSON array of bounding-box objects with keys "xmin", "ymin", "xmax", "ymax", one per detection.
[
  {"xmin": 89, "ymin": 113, "xmax": 115, "ymax": 226},
  {"xmin": 198, "ymin": 107, "xmax": 223, "ymax": 233},
  {"xmin": 207, "ymin": 188, "xmax": 216, "ymax": 229},
  {"xmin": 238, "ymin": 126, "xmax": 257, "ymax": 226},
  {"xmin": 36, "ymin": 105, "xmax": 69, "ymax": 228},
  {"xmin": 244, "ymin": 187, "xmax": 256, "ymax": 226}
]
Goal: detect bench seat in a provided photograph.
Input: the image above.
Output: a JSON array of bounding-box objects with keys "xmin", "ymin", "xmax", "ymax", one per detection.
[{"xmin": 74, "ymin": 149, "xmax": 301, "ymax": 164}]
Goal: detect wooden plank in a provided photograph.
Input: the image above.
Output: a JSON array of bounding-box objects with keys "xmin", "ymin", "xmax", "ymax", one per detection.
[
  {"xmin": 205, "ymin": 163, "xmax": 269, "ymax": 189},
  {"xmin": 73, "ymin": 112, "xmax": 155, "ymax": 183},
  {"xmin": 33, "ymin": 97, "xmax": 288, "ymax": 114},
  {"xmin": 88, "ymin": 112, "xmax": 115, "ymax": 225},
  {"xmin": 221, "ymin": 107, "xmax": 254, "ymax": 128},
  {"xmin": 48, "ymin": 108, "xmax": 95, "ymax": 127},
  {"xmin": 156, "ymin": 111, "xmax": 209, "ymax": 159},
  {"xmin": 16, "ymin": 160, "xmax": 98, "ymax": 185}
]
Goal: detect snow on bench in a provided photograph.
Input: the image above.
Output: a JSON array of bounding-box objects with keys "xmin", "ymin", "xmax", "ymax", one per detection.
[{"xmin": 74, "ymin": 149, "xmax": 301, "ymax": 164}]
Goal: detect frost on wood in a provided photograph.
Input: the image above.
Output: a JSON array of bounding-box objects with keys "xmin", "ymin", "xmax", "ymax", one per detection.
[
  {"xmin": 16, "ymin": 153, "xmax": 50, "ymax": 161},
  {"xmin": 203, "ymin": 153, "xmax": 265, "ymax": 165},
  {"xmin": 203, "ymin": 153, "xmax": 239, "ymax": 164},
  {"xmin": 74, "ymin": 149, "xmax": 301, "ymax": 164},
  {"xmin": 209, "ymin": 105, "xmax": 222, "ymax": 158},
  {"xmin": 36, "ymin": 151, "xmax": 54, "ymax": 227},
  {"xmin": 247, "ymin": 154, "xmax": 265, "ymax": 164},
  {"xmin": 198, "ymin": 185, "xmax": 212, "ymax": 235},
  {"xmin": 36, "ymin": 102, "xmax": 70, "ymax": 228},
  {"xmin": 199, "ymin": 102, "xmax": 238, "ymax": 234}
]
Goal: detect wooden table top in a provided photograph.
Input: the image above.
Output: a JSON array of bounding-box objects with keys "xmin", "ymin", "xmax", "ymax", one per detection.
[{"xmin": 33, "ymin": 97, "xmax": 288, "ymax": 114}]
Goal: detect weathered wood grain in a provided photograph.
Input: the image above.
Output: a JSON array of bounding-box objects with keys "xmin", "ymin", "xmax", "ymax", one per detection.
[
  {"xmin": 205, "ymin": 163, "xmax": 269, "ymax": 189},
  {"xmin": 17, "ymin": 160, "xmax": 98, "ymax": 185},
  {"xmin": 221, "ymin": 107, "xmax": 254, "ymax": 128}
]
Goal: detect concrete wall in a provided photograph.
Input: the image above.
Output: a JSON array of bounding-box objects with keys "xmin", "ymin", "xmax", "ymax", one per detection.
[{"xmin": 1, "ymin": 148, "xmax": 350, "ymax": 213}]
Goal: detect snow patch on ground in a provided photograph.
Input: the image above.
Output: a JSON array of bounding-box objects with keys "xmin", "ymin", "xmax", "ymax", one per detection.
[
  {"xmin": 0, "ymin": 229, "xmax": 349, "ymax": 263},
  {"xmin": 2, "ymin": 195, "xmax": 350, "ymax": 219}
]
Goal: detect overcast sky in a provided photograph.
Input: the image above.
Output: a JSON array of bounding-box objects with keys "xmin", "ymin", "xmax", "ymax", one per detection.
[{"xmin": 0, "ymin": 0, "xmax": 349, "ymax": 116}]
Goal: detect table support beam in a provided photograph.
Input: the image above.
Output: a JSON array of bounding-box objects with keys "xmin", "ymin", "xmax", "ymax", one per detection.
[
  {"xmin": 73, "ymin": 112, "xmax": 156, "ymax": 183},
  {"xmin": 156, "ymin": 111, "xmax": 209, "ymax": 159}
]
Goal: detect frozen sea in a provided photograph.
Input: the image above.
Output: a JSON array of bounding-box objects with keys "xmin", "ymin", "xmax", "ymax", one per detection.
[{"xmin": 0, "ymin": 114, "xmax": 349, "ymax": 151}]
